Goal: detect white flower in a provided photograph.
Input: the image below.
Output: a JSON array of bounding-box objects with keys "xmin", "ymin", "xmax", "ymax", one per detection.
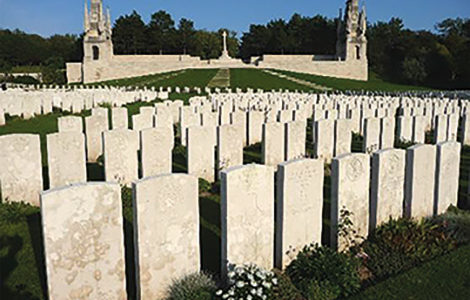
[
  {"xmin": 247, "ymin": 296, "xmax": 253, "ymax": 300},
  {"xmin": 272, "ymin": 278, "xmax": 278, "ymax": 285},
  {"xmin": 222, "ymin": 294, "xmax": 229, "ymax": 299},
  {"xmin": 228, "ymin": 271, "xmax": 235, "ymax": 278},
  {"xmin": 250, "ymin": 280, "xmax": 258, "ymax": 287},
  {"xmin": 251, "ymin": 288, "xmax": 257, "ymax": 295},
  {"xmin": 236, "ymin": 281, "xmax": 245, "ymax": 288},
  {"xmin": 229, "ymin": 289, "xmax": 234, "ymax": 296},
  {"xmin": 257, "ymin": 287, "xmax": 263, "ymax": 296},
  {"xmin": 216, "ymin": 290, "xmax": 223, "ymax": 296}
]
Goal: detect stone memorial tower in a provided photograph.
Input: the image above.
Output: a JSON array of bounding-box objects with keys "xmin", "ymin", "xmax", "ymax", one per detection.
[
  {"xmin": 83, "ymin": 0, "xmax": 113, "ymax": 63},
  {"xmin": 336, "ymin": 0, "xmax": 367, "ymax": 62}
]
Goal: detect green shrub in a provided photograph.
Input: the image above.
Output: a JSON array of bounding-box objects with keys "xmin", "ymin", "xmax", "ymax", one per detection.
[
  {"xmin": 357, "ymin": 218, "xmax": 457, "ymax": 281},
  {"xmin": 215, "ymin": 264, "xmax": 278, "ymax": 300},
  {"xmin": 0, "ymin": 201, "xmax": 39, "ymax": 224},
  {"xmin": 272, "ymin": 269, "xmax": 304, "ymax": 300},
  {"xmin": 166, "ymin": 272, "xmax": 217, "ymax": 300},
  {"xmin": 432, "ymin": 206, "xmax": 470, "ymax": 245},
  {"xmin": 285, "ymin": 244, "xmax": 361, "ymax": 299}
]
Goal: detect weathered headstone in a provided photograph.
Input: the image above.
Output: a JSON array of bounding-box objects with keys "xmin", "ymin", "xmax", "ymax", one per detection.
[
  {"xmin": 412, "ymin": 116, "xmax": 426, "ymax": 144},
  {"xmin": 380, "ymin": 117, "xmax": 395, "ymax": 149},
  {"xmin": 370, "ymin": 149, "xmax": 405, "ymax": 230},
  {"xmin": 103, "ymin": 129, "xmax": 139, "ymax": 185},
  {"xmin": 247, "ymin": 111, "xmax": 264, "ymax": 145},
  {"xmin": 397, "ymin": 116, "xmax": 413, "ymax": 143},
  {"xmin": 434, "ymin": 115, "xmax": 448, "ymax": 143},
  {"xmin": 47, "ymin": 132, "xmax": 87, "ymax": 189},
  {"xmin": 58, "ymin": 116, "xmax": 83, "ymax": 133},
  {"xmin": 262, "ymin": 122, "xmax": 285, "ymax": 167},
  {"xmin": 0, "ymin": 134, "xmax": 43, "ymax": 206},
  {"xmin": 112, "ymin": 107, "xmax": 128, "ymax": 130},
  {"xmin": 133, "ymin": 174, "xmax": 199, "ymax": 299},
  {"xmin": 187, "ymin": 126, "xmax": 215, "ymax": 182},
  {"xmin": 85, "ymin": 114, "xmax": 109, "ymax": 162},
  {"xmin": 314, "ymin": 119, "xmax": 334, "ymax": 162},
  {"xmin": 276, "ymin": 159, "xmax": 324, "ymax": 268},
  {"xmin": 334, "ymin": 119, "xmax": 352, "ymax": 157},
  {"xmin": 221, "ymin": 164, "xmax": 275, "ymax": 274},
  {"xmin": 140, "ymin": 127, "xmax": 174, "ymax": 177},
  {"xmin": 41, "ymin": 183, "xmax": 127, "ymax": 300},
  {"xmin": 435, "ymin": 141, "xmax": 461, "ymax": 215},
  {"xmin": 331, "ymin": 153, "xmax": 370, "ymax": 250},
  {"xmin": 405, "ymin": 144, "xmax": 436, "ymax": 219},
  {"xmin": 285, "ymin": 121, "xmax": 306, "ymax": 160},
  {"xmin": 132, "ymin": 113, "xmax": 154, "ymax": 131},
  {"xmin": 217, "ymin": 124, "xmax": 243, "ymax": 171}
]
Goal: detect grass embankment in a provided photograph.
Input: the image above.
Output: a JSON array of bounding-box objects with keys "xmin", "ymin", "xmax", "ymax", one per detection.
[
  {"xmin": 349, "ymin": 244, "xmax": 470, "ymax": 300},
  {"xmin": 272, "ymin": 69, "xmax": 434, "ymax": 92},
  {"xmin": 230, "ymin": 68, "xmax": 313, "ymax": 92},
  {"xmin": 94, "ymin": 69, "xmax": 219, "ymax": 89}
]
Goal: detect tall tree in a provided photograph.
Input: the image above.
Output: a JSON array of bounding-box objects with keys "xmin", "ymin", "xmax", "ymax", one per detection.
[{"xmin": 112, "ymin": 11, "xmax": 147, "ymax": 54}]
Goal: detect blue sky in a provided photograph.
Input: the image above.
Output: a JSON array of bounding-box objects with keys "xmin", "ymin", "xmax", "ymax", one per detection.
[{"xmin": 0, "ymin": 0, "xmax": 469, "ymax": 37}]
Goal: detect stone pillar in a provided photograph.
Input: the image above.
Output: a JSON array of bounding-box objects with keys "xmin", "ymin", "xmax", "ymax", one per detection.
[
  {"xmin": 285, "ymin": 121, "xmax": 306, "ymax": 161},
  {"xmin": 47, "ymin": 132, "xmax": 87, "ymax": 189},
  {"xmin": 397, "ymin": 116, "xmax": 413, "ymax": 143},
  {"xmin": 112, "ymin": 107, "xmax": 128, "ymax": 130},
  {"xmin": 314, "ymin": 119, "xmax": 334, "ymax": 162},
  {"xmin": 276, "ymin": 159, "xmax": 323, "ymax": 269},
  {"xmin": 217, "ymin": 124, "xmax": 244, "ymax": 171},
  {"xmin": 133, "ymin": 174, "xmax": 199, "ymax": 299},
  {"xmin": 58, "ymin": 116, "xmax": 83, "ymax": 133},
  {"xmin": 85, "ymin": 114, "xmax": 109, "ymax": 162},
  {"xmin": 0, "ymin": 134, "xmax": 43, "ymax": 206},
  {"xmin": 370, "ymin": 149, "xmax": 406, "ymax": 230},
  {"xmin": 380, "ymin": 117, "xmax": 395, "ymax": 149},
  {"xmin": 334, "ymin": 119, "xmax": 352, "ymax": 157},
  {"xmin": 435, "ymin": 141, "xmax": 461, "ymax": 215},
  {"xmin": 141, "ymin": 127, "xmax": 174, "ymax": 177},
  {"xmin": 331, "ymin": 153, "xmax": 370, "ymax": 250},
  {"xmin": 262, "ymin": 122, "xmax": 285, "ymax": 167},
  {"xmin": 221, "ymin": 164, "xmax": 275, "ymax": 274},
  {"xmin": 363, "ymin": 118, "xmax": 380, "ymax": 154},
  {"xmin": 187, "ymin": 126, "xmax": 216, "ymax": 182},
  {"xmin": 404, "ymin": 144, "xmax": 436, "ymax": 219},
  {"xmin": 103, "ymin": 129, "xmax": 139, "ymax": 186},
  {"xmin": 40, "ymin": 183, "xmax": 127, "ymax": 300}
]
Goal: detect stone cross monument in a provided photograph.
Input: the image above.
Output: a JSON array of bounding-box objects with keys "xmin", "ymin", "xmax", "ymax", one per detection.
[{"xmin": 220, "ymin": 31, "xmax": 231, "ymax": 60}]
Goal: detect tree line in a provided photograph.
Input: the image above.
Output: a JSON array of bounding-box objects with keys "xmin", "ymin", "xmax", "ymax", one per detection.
[{"xmin": 0, "ymin": 9, "xmax": 469, "ymax": 89}]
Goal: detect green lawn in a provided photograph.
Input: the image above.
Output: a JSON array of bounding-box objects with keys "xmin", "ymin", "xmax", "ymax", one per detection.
[
  {"xmin": 95, "ymin": 69, "xmax": 219, "ymax": 89},
  {"xmin": 230, "ymin": 68, "xmax": 313, "ymax": 92},
  {"xmin": 349, "ymin": 244, "xmax": 470, "ymax": 300},
  {"xmin": 272, "ymin": 69, "xmax": 434, "ymax": 92}
]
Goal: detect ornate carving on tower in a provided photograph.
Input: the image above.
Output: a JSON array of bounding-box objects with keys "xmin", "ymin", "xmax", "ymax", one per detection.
[
  {"xmin": 83, "ymin": 0, "xmax": 113, "ymax": 62},
  {"xmin": 336, "ymin": 0, "xmax": 367, "ymax": 62}
]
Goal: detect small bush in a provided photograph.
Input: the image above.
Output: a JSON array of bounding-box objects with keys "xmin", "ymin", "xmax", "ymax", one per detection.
[
  {"xmin": 286, "ymin": 244, "xmax": 361, "ymax": 299},
  {"xmin": 357, "ymin": 218, "xmax": 457, "ymax": 281},
  {"xmin": 0, "ymin": 201, "xmax": 39, "ymax": 224},
  {"xmin": 432, "ymin": 206, "xmax": 470, "ymax": 245},
  {"xmin": 272, "ymin": 269, "xmax": 304, "ymax": 300},
  {"xmin": 166, "ymin": 272, "xmax": 217, "ymax": 300},
  {"xmin": 215, "ymin": 264, "xmax": 278, "ymax": 300}
]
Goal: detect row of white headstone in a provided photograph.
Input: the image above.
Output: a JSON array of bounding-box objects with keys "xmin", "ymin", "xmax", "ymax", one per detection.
[{"xmin": 38, "ymin": 140, "xmax": 460, "ymax": 299}]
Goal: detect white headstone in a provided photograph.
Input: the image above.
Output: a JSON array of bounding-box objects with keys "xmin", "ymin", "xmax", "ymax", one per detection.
[
  {"xmin": 435, "ymin": 141, "xmax": 461, "ymax": 214},
  {"xmin": 41, "ymin": 183, "xmax": 127, "ymax": 300},
  {"xmin": 103, "ymin": 129, "xmax": 139, "ymax": 185},
  {"xmin": 47, "ymin": 132, "xmax": 87, "ymax": 189},
  {"xmin": 133, "ymin": 174, "xmax": 199, "ymax": 299},
  {"xmin": 141, "ymin": 127, "xmax": 174, "ymax": 177}
]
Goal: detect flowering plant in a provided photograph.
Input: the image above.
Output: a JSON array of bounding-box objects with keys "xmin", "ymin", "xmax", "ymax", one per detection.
[{"xmin": 215, "ymin": 264, "xmax": 278, "ymax": 300}]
